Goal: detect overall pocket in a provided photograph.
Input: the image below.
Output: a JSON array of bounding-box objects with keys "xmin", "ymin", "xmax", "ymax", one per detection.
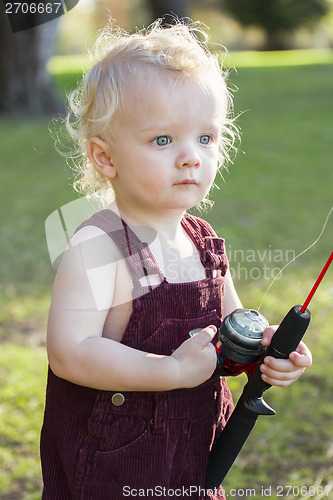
[
  {"xmin": 138, "ymin": 309, "xmax": 220, "ymax": 355},
  {"xmin": 74, "ymin": 412, "xmax": 153, "ymax": 496},
  {"xmin": 87, "ymin": 413, "xmax": 151, "ymax": 454}
]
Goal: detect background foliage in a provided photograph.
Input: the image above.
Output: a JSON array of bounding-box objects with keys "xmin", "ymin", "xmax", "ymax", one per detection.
[{"xmin": 221, "ymin": 0, "xmax": 330, "ymax": 49}]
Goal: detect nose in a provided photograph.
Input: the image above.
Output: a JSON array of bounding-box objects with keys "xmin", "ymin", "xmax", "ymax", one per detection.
[{"xmin": 175, "ymin": 148, "xmax": 201, "ymax": 169}]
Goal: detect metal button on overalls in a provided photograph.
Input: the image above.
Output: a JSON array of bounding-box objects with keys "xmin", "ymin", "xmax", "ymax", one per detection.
[{"xmin": 111, "ymin": 393, "xmax": 125, "ymax": 406}]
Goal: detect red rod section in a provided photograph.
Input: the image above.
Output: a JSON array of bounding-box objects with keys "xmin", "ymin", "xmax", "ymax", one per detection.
[{"xmin": 301, "ymin": 251, "xmax": 333, "ymax": 313}]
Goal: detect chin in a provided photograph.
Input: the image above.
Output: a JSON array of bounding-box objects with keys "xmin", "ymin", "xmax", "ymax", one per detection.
[{"xmin": 169, "ymin": 200, "xmax": 202, "ymax": 212}]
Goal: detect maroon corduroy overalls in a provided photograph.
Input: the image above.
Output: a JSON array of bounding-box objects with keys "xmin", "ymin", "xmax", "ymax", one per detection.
[{"xmin": 40, "ymin": 210, "xmax": 234, "ymax": 500}]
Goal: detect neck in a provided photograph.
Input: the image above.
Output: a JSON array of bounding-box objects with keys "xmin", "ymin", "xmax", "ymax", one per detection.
[{"xmin": 108, "ymin": 200, "xmax": 186, "ymax": 240}]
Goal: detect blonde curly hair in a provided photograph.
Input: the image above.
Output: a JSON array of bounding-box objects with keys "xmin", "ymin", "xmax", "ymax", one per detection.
[{"xmin": 64, "ymin": 19, "xmax": 239, "ymax": 206}]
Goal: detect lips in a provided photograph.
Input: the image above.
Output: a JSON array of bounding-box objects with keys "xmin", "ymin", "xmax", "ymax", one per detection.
[{"xmin": 175, "ymin": 179, "xmax": 197, "ymax": 185}]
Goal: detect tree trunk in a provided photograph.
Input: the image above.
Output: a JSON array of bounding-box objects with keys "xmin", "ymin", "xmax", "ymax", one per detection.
[
  {"xmin": 0, "ymin": 6, "xmax": 63, "ymax": 115},
  {"xmin": 262, "ymin": 29, "xmax": 287, "ymax": 51},
  {"xmin": 147, "ymin": 0, "xmax": 188, "ymax": 24}
]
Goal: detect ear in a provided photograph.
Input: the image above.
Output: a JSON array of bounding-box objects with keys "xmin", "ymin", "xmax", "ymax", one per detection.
[{"xmin": 87, "ymin": 137, "xmax": 116, "ymax": 179}]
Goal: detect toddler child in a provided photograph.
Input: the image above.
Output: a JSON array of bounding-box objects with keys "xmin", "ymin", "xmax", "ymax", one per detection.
[{"xmin": 40, "ymin": 19, "xmax": 312, "ymax": 500}]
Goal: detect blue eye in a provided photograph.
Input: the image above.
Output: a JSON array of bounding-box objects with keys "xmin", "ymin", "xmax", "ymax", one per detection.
[
  {"xmin": 198, "ymin": 135, "xmax": 212, "ymax": 145},
  {"xmin": 153, "ymin": 136, "xmax": 171, "ymax": 146}
]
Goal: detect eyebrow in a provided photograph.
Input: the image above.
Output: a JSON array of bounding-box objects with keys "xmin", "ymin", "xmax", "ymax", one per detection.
[
  {"xmin": 138, "ymin": 123, "xmax": 221, "ymax": 136},
  {"xmin": 137, "ymin": 123, "xmax": 170, "ymax": 134}
]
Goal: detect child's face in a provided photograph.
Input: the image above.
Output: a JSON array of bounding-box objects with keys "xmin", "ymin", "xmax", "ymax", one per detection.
[{"xmin": 106, "ymin": 70, "xmax": 225, "ymax": 216}]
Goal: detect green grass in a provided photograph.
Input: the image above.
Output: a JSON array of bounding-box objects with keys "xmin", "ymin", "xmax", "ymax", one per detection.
[
  {"xmin": 1, "ymin": 50, "xmax": 333, "ymax": 498},
  {"xmin": 226, "ymin": 48, "xmax": 333, "ymax": 68},
  {"xmin": 0, "ymin": 345, "xmax": 47, "ymax": 500}
]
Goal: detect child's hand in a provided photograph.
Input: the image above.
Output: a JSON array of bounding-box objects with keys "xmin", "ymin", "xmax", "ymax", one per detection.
[
  {"xmin": 260, "ymin": 326, "xmax": 312, "ymax": 387},
  {"xmin": 171, "ymin": 326, "xmax": 217, "ymax": 389}
]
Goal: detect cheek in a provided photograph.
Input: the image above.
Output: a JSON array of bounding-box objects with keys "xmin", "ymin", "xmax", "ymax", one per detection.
[
  {"xmin": 205, "ymin": 154, "xmax": 219, "ymax": 180},
  {"xmin": 137, "ymin": 162, "xmax": 167, "ymax": 190},
  {"xmin": 141, "ymin": 153, "xmax": 169, "ymax": 178}
]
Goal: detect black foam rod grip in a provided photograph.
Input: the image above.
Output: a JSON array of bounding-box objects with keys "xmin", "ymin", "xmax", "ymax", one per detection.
[
  {"xmin": 205, "ymin": 404, "xmax": 258, "ymax": 489},
  {"xmin": 267, "ymin": 305, "xmax": 311, "ymax": 359}
]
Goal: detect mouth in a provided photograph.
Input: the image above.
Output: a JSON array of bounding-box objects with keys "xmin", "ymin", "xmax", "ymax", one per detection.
[{"xmin": 175, "ymin": 179, "xmax": 198, "ymax": 185}]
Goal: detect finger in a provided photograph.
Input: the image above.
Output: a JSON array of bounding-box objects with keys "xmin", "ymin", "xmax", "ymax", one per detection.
[
  {"xmin": 289, "ymin": 341, "xmax": 312, "ymax": 366},
  {"xmin": 260, "ymin": 362, "xmax": 305, "ymax": 380},
  {"xmin": 192, "ymin": 325, "xmax": 217, "ymax": 347},
  {"xmin": 261, "ymin": 325, "xmax": 278, "ymax": 346},
  {"xmin": 260, "ymin": 371, "xmax": 302, "ymax": 387},
  {"xmin": 263, "ymin": 341, "xmax": 312, "ymax": 370},
  {"xmin": 289, "ymin": 350, "xmax": 312, "ymax": 368},
  {"xmin": 295, "ymin": 340, "xmax": 310, "ymax": 354},
  {"xmin": 262, "ymin": 356, "xmax": 296, "ymax": 372}
]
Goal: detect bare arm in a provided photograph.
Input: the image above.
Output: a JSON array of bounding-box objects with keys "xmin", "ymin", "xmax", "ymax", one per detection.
[
  {"xmin": 47, "ymin": 226, "xmax": 217, "ymax": 392},
  {"xmin": 223, "ymin": 269, "xmax": 242, "ymax": 318}
]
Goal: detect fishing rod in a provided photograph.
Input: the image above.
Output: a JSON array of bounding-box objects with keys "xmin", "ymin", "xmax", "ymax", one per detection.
[{"xmin": 204, "ymin": 250, "xmax": 333, "ymax": 490}]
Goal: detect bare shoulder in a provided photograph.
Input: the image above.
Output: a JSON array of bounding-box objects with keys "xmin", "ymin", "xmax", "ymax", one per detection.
[
  {"xmin": 70, "ymin": 224, "xmax": 123, "ymax": 261},
  {"xmin": 53, "ymin": 224, "xmax": 123, "ymax": 310}
]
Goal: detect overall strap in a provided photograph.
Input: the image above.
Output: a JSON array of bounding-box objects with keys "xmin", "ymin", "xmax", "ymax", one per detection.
[
  {"xmin": 75, "ymin": 209, "xmax": 164, "ymax": 289},
  {"xmin": 181, "ymin": 213, "xmax": 229, "ymax": 278}
]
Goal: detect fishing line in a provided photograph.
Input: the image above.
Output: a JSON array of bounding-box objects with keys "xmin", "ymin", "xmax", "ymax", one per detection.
[{"xmin": 257, "ymin": 204, "xmax": 333, "ymax": 311}]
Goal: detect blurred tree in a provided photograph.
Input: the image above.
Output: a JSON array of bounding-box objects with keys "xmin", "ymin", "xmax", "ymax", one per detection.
[
  {"xmin": 147, "ymin": 0, "xmax": 189, "ymax": 24},
  {"xmin": 220, "ymin": 0, "xmax": 330, "ymax": 50},
  {"xmin": 94, "ymin": 0, "xmax": 132, "ymax": 30},
  {"xmin": 0, "ymin": 7, "xmax": 62, "ymax": 115}
]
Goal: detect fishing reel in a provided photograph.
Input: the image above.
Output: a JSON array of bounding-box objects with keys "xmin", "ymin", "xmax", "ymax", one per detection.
[{"xmin": 189, "ymin": 308, "xmax": 269, "ymax": 378}]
